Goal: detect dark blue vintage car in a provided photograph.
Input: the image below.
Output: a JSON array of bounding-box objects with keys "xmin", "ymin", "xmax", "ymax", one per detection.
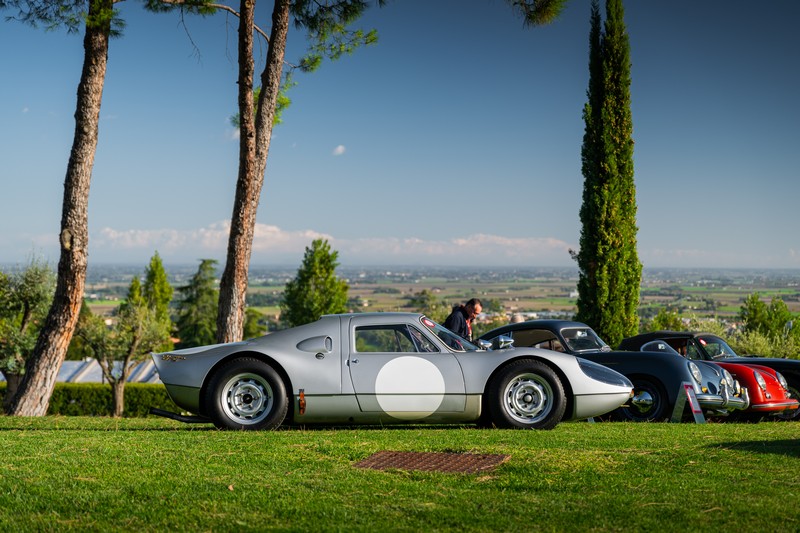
[{"xmin": 479, "ymin": 320, "xmax": 748, "ymax": 421}]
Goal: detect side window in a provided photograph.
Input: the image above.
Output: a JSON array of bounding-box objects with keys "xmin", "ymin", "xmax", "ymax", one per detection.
[
  {"xmin": 685, "ymin": 340, "xmax": 703, "ymax": 360},
  {"xmin": 408, "ymin": 326, "xmax": 439, "ymax": 353},
  {"xmin": 355, "ymin": 325, "xmax": 437, "ymax": 353}
]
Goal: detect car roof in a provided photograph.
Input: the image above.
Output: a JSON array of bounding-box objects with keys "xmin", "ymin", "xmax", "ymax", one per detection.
[
  {"xmin": 479, "ymin": 319, "xmax": 590, "ymax": 339},
  {"xmin": 618, "ymin": 330, "xmax": 723, "ymax": 350}
]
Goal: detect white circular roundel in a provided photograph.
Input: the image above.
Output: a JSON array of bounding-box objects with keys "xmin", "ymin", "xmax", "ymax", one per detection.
[{"xmin": 375, "ymin": 356, "xmax": 445, "ymax": 419}]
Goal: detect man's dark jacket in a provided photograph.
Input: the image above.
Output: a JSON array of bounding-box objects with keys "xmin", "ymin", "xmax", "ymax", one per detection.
[{"xmin": 443, "ymin": 306, "xmax": 469, "ymax": 339}]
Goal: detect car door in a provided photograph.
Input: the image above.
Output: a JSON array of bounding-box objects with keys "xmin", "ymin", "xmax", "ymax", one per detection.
[{"xmin": 347, "ymin": 317, "xmax": 466, "ymax": 418}]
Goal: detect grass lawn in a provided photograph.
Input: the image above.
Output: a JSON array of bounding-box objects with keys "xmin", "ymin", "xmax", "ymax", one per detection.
[{"xmin": 0, "ymin": 417, "xmax": 798, "ymax": 531}]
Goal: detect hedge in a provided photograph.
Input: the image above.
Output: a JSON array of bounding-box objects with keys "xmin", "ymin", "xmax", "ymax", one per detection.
[{"xmin": 0, "ymin": 382, "xmax": 182, "ymax": 417}]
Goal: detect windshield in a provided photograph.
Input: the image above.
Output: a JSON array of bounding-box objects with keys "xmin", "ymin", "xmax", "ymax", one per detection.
[
  {"xmin": 697, "ymin": 335, "xmax": 738, "ymax": 359},
  {"xmin": 561, "ymin": 327, "xmax": 610, "ymax": 353},
  {"xmin": 420, "ymin": 316, "xmax": 481, "ymax": 352},
  {"xmin": 640, "ymin": 340, "xmax": 682, "ymax": 356}
]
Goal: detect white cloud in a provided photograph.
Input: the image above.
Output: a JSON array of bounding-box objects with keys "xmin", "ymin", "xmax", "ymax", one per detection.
[
  {"xmin": 80, "ymin": 223, "xmax": 576, "ymax": 266},
  {"xmin": 332, "ymin": 145, "xmax": 346, "ymax": 156},
  {"xmin": 91, "ymin": 222, "xmax": 332, "ymax": 263},
  {"xmin": 22, "ymin": 107, "xmax": 29, "ymax": 114},
  {"xmin": 17, "ymin": 224, "xmax": 800, "ymax": 268}
]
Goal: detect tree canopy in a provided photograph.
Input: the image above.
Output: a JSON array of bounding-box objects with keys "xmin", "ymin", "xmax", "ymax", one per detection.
[
  {"xmin": 175, "ymin": 259, "xmax": 219, "ymax": 348},
  {"xmin": 280, "ymin": 239, "xmax": 349, "ymax": 327}
]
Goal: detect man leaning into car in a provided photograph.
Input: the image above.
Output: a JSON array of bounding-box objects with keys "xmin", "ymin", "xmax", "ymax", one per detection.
[{"xmin": 443, "ymin": 298, "xmax": 482, "ymax": 341}]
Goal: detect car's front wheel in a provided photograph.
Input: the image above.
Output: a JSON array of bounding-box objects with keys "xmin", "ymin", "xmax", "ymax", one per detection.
[
  {"xmin": 775, "ymin": 377, "xmax": 800, "ymax": 421},
  {"xmin": 614, "ymin": 377, "xmax": 668, "ymax": 422},
  {"xmin": 204, "ymin": 358, "xmax": 288, "ymax": 430},
  {"xmin": 486, "ymin": 359, "xmax": 566, "ymax": 430}
]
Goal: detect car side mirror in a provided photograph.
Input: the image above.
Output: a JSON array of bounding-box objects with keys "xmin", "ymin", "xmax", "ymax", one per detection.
[
  {"xmin": 492, "ymin": 335, "xmax": 514, "ymax": 350},
  {"xmin": 477, "ymin": 339, "xmax": 492, "ymax": 350}
]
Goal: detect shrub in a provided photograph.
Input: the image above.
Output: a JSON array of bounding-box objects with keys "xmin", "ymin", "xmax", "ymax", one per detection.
[{"xmin": 0, "ymin": 382, "xmax": 181, "ymax": 417}]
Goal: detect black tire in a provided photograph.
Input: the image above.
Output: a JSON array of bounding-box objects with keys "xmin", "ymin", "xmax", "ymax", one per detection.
[
  {"xmin": 614, "ymin": 377, "xmax": 668, "ymax": 422},
  {"xmin": 486, "ymin": 359, "xmax": 566, "ymax": 430},
  {"xmin": 775, "ymin": 378, "xmax": 800, "ymax": 422},
  {"xmin": 204, "ymin": 358, "xmax": 288, "ymax": 430}
]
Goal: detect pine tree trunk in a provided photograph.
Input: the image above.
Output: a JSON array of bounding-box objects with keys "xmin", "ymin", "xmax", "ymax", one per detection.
[
  {"xmin": 217, "ymin": 0, "xmax": 291, "ymax": 344},
  {"xmin": 2, "ymin": 373, "xmax": 24, "ymax": 413},
  {"xmin": 8, "ymin": 1, "xmax": 110, "ymax": 416}
]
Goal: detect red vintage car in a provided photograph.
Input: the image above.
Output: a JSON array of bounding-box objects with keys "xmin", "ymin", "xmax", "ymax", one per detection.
[{"xmin": 620, "ymin": 332, "xmax": 799, "ymax": 421}]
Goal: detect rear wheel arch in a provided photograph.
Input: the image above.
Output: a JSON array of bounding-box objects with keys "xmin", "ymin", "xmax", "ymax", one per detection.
[{"xmin": 200, "ymin": 351, "xmax": 294, "ymax": 421}]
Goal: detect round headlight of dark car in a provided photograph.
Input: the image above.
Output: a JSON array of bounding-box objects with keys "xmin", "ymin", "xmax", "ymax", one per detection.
[
  {"xmin": 688, "ymin": 362, "xmax": 703, "ymax": 385},
  {"xmin": 776, "ymin": 372, "xmax": 789, "ymax": 391},
  {"xmin": 577, "ymin": 358, "xmax": 632, "ymax": 388}
]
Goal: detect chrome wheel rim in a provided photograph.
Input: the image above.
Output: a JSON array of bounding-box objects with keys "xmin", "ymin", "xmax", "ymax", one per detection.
[
  {"xmin": 503, "ymin": 373, "xmax": 553, "ymax": 424},
  {"xmin": 626, "ymin": 382, "xmax": 662, "ymax": 420},
  {"xmin": 631, "ymin": 390, "xmax": 655, "ymax": 414},
  {"xmin": 221, "ymin": 372, "xmax": 273, "ymax": 425}
]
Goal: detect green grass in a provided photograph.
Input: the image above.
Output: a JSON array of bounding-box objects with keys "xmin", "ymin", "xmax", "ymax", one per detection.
[{"xmin": 1, "ymin": 417, "xmax": 798, "ymax": 531}]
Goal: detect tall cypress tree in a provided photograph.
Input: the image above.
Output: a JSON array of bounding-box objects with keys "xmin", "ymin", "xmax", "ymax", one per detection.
[
  {"xmin": 575, "ymin": 0, "xmax": 641, "ymax": 347},
  {"xmin": 143, "ymin": 251, "xmax": 173, "ymax": 323}
]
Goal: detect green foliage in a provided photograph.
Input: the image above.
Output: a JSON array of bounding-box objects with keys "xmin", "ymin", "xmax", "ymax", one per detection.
[
  {"xmin": 505, "ymin": 0, "xmax": 567, "ymax": 27},
  {"xmin": 0, "ymin": 258, "xmax": 55, "ymax": 375},
  {"xmin": 643, "ymin": 309, "xmax": 684, "ymax": 332},
  {"xmin": 229, "ymin": 79, "xmax": 296, "ymax": 128},
  {"xmin": 0, "ymin": 0, "xmax": 125, "ymax": 35},
  {"xmin": 471, "ymin": 315, "xmax": 509, "ymax": 340},
  {"xmin": 77, "ymin": 276, "xmax": 171, "ymax": 386},
  {"xmin": 0, "ymin": 382, "xmax": 181, "ymax": 416},
  {"xmin": 143, "ymin": 251, "xmax": 173, "ymax": 323},
  {"xmin": 243, "ymin": 307, "xmax": 266, "ymax": 339},
  {"xmin": 291, "ymin": 0, "xmax": 380, "ymax": 71},
  {"xmin": 730, "ymin": 330, "xmax": 776, "ymax": 358},
  {"xmin": 280, "ymin": 239, "xmax": 349, "ymax": 327},
  {"xmin": 739, "ymin": 292, "xmax": 795, "ymax": 338},
  {"xmin": 405, "ymin": 290, "xmax": 448, "ymax": 323},
  {"xmin": 175, "ymin": 259, "xmax": 219, "ymax": 348},
  {"xmin": 574, "ymin": 0, "xmax": 640, "ymax": 348}
]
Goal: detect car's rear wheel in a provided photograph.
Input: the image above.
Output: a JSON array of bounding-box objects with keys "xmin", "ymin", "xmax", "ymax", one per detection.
[
  {"xmin": 486, "ymin": 359, "xmax": 566, "ymax": 430},
  {"xmin": 205, "ymin": 358, "xmax": 288, "ymax": 430},
  {"xmin": 614, "ymin": 377, "xmax": 668, "ymax": 422}
]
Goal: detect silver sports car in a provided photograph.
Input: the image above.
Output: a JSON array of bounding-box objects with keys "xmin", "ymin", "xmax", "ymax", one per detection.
[{"xmin": 151, "ymin": 313, "xmax": 633, "ymax": 430}]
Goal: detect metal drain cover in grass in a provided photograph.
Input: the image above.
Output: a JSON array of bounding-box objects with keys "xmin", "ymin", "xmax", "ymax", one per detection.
[{"xmin": 354, "ymin": 451, "xmax": 510, "ymax": 473}]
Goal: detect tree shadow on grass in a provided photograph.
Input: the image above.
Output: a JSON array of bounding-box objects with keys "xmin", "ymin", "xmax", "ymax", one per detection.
[{"xmin": 710, "ymin": 439, "xmax": 800, "ymax": 459}]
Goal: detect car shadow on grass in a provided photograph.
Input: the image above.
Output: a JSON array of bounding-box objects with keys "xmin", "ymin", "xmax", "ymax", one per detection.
[{"xmin": 710, "ymin": 439, "xmax": 800, "ymax": 458}]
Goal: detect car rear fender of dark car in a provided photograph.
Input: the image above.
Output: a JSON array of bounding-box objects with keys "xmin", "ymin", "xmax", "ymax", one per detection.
[{"xmin": 577, "ymin": 350, "xmax": 697, "ymax": 406}]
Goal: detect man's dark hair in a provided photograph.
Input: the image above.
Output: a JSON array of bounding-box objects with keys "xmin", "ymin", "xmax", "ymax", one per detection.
[{"xmin": 466, "ymin": 298, "xmax": 482, "ymax": 308}]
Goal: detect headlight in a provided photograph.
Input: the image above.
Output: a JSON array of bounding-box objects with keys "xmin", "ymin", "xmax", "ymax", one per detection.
[
  {"xmin": 577, "ymin": 358, "xmax": 632, "ymax": 388},
  {"xmin": 776, "ymin": 372, "xmax": 789, "ymax": 391},
  {"xmin": 722, "ymin": 369, "xmax": 734, "ymax": 388},
  {"xmin": 688, "ymin": 362, "xmax": 703, "ymax": 385},
  {"xmin": 754, "ymin": 370, "xmax": 767, "ymax": 392}
]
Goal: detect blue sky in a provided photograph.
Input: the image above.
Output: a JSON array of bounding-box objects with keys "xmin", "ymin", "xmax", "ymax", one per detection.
[{"xmin": 2, "ymin": 0, "xmax": 798, "ymax": 269}]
